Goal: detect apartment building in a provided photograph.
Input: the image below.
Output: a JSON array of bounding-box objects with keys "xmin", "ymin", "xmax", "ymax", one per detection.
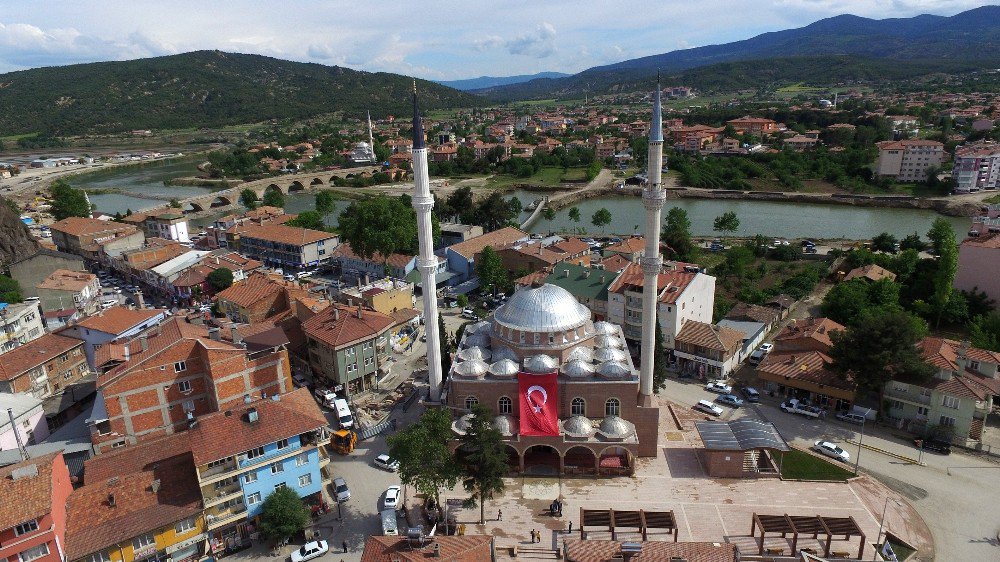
[
  {"xmin": 9, "ymin": 250, "xmax": 86, "ymax": 299},
  {"xmin": 726, "ymin": 116, "xmax": 778, "ymax": 137},
  {"xmin": 0, "ymin": 302, "xmax": 45, "ymax": 353},
  {"xmin": 875, "ymin": 140, "xmax": 944, "ymax": 182},
  {"xmin": 60, "ymin": 306, "xmax": 169, "ymax": 369},
  {"xmin": 35, "ymin": 270, "xmax": 101, "ymax": 317},
  {"xmin": 228, "ymin": 224, "xmax": 337, "ymax": 270},
  {"xmin": 49, "ymin": 217, "xmax": 144, "ymax": 263},
  {"xmin": 337, "ymin": 278, "xmax": 414, "ymax": 316},
  {"xmin": 122, "ymin": 211, "xmax": 191, "ymax": 243},
  {"xmin": 954, "ymin": 233, "xmax": 1000, "ymax": 307},
  {"xmin": 757, "ymin": 351, "xmax": 856, "ymax": 412},
  {"xmin": 0, "ymin": 334, "xmax": 88, "ymax": 398},
  {"xmin": 303, "ymin": 304, "xmax": 394, "ymax": 397},
  {"xmin": 674, "ymin": 321, "xmax": 743, "ymax": 380},
  {"xmin": 0, "ymin": 452, "xmax": 73, "ymax": 562},
  {"xmin": 0, "ymin": 393, "xmax": 49, "ymax": 450},
  {"xmin": 953, "ymin": 142, "xmax": 1000, "ymax": 193}
]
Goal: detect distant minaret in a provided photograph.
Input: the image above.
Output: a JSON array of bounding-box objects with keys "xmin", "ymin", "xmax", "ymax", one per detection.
[
  {"xmin": 639, "ymin": 78, "xmax": 665, "ymax": 402},
  {"xmin": 367, "ymin": 111, "xmax": 376, "ymax": 162},
  {"xmin": 410, "ymin": 82, "xmax": 444, "ymax": 402}
]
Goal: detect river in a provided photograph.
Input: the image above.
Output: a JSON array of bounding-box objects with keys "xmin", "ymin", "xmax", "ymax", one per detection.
[{"xmin": 72, "ymin": 159, "xmax": 212, "ymax": 215}]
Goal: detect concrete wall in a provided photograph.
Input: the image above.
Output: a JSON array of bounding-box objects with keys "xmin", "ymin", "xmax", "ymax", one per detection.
[
  {"xmin": 954, "ymin": 244, "xmax": 1000, "ymax": 307},
  {"xmin": 10, "ymin": 254, "xmax": 85, "ymax": 298}
]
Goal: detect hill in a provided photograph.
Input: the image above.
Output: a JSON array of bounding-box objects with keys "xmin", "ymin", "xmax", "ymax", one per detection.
[
  {"xmin": 0, "ymin": 50, "xmax": 482, "ymax": 136},
  {"xmin": 437, "ymin": 71, "xmax": 569, "ymax": 91},
  {"xmin": 484, "ymin": 5, "xmax": 1000, "ymax": 99}
]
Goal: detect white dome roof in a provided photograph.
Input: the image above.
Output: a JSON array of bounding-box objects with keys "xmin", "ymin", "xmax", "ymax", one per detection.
[
  {"xmin": 492, "ymin": 415, "xmax": 516, "ymax": 437},
  {"xmin": 597, "ymin": 360, "xmax": 631, "ymax": 378},
  {"xmin": 493, "ymin": 284, "xmax": 591, "ymax": 333},
  {"xmin": 595, "ymin": 335, "xmax": 624, "ymax": 349},
  {"xmin": 454, "ymin": 359, "xmax": 489, "ymax": 377},
  {"xmin": 561, "ymin": 359, "xmax": 595, "ymax": 378},
  {"xmin": 598, "ymin": 415, "xmax": 634, "ymax": 438},
  {"xmin": 491, "ymin": 346, "xmax": 519, "ymax": 362},
  {"xmin": 595, "ymin": 347, "xmax": 627, "ymax": 363},
  {"xmin": 456, "ymin": 346, "xmax": 492, "ymax": 362},
  {"xmin": 489, "ymin": 359, "xmax": 520, "ymax": 377},
  {"xmin": 462, "ymin": 334, "xmax": 489, "ymax": 349},
  {"xmin": 562, "ymin": 415, "xmax": 595, "ymax": 437},
  {"xmin": 523, "ymin": 354, "xmax": 559, "ymax": 374},
  {"xmin": 567, "ymin": 346, "xmax": 594, "ymax": 362},
  {"xmin": 594, "ymin": 321, "xmax": 617, "ymax": 335},
  {"xmin": 468, "ymin": 321, "xmax": 491, "ymax": 334},
  {"xmin": 453, "ymin": 413, "xmax": 474, "ymax": 434}
]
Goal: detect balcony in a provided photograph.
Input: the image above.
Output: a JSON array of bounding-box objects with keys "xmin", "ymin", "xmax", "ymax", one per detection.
[
  {"xmin": 203, "ymin": 481, "xmax": 242, "ymax": 508},
  {"xmin": 885, "ymin": 390, "xmax": 931, "ymax": 406},
  {"xmin": 198, "ymin": 460, "xmax": 237, "ymax": 481},
  {"xmin": 206, "ymin": 504, "xmax": 248, "ymax": 530}
]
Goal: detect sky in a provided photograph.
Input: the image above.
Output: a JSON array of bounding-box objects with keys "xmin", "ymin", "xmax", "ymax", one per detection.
[{"xmin": 0, "ymin": 1, "xmax": 989, "ymax": 79}]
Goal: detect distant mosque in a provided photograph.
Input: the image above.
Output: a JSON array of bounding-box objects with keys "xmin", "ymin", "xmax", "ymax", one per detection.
[{"xmin": 350, "ymin": 111, "xmax": 378, "ymax": 164}]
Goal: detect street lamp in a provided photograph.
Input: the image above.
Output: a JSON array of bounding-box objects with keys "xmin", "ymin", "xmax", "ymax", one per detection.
[
  {"xmin": 874, "ymin": 497, "xmax": 901, "ymax": 560},
  {"xmin": 854, "ymin": 417, "xmax": 866, "ymax": 475}
]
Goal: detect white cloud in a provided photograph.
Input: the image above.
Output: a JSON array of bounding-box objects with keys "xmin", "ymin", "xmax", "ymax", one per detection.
[{"xmin": 473, "ymin": 23, "xmax": 557, "ymax": 59}]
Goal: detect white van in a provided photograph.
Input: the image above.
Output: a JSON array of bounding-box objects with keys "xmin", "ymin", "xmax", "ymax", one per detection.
[
  {"xmin": 333, "ymin": 398, "xmax": 354, "ymax": 429},
  {"xmin": 380, "ymin": 509, "xmax": 398, "ymax": 536}
]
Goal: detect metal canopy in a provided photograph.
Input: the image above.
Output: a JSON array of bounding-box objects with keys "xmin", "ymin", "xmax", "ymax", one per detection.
[{"xmin": 696, "ymin": 419, "xmax": 790, "ymax": 452}]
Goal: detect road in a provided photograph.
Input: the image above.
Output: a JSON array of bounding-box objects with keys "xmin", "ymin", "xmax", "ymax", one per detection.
[{"xmin": 657, "ymin": 375, "xmax": 1000, "ymax": 561}]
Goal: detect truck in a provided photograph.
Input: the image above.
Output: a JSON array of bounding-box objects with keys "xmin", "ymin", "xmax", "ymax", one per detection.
[
  {"xmin": 332, "ymin": 429, "xmax": 356, "ymax": 454},
  {"xmin": 779, "ymin": 398, "xmax": 824, "ymax": 418}
]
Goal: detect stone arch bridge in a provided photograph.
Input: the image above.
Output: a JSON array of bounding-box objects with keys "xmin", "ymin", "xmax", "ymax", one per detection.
[{"xmin": 178, "ymin": 166, "xmax": 381, "ymax": 213}]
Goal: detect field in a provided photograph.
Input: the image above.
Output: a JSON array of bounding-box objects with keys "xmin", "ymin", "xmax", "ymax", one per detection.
[
  {"xmin": 484, "ymin": 166, "xmax": 590, "ymax": 190},
  {"xmin": 777, "ymin": 448, "xmax": 854, "ymax": 482}
]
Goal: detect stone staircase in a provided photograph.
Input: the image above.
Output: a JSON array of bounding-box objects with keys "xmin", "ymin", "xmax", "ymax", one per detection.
[{"xmin": 511, "ymin": 545, "xmax": 561, "ymax": 560}]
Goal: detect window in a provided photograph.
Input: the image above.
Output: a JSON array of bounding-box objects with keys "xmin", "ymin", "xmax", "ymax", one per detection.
[
  {"xmin": 175, "ymin": 518, "xmax": 195, "ymax": 533},
  {"xmin": 917, "ymin": 406, "xmax": 929, "ymax": 416},
  {"xmin": 276, "ymin": 438, "xmax": 289, "ymax": 450},
  {"xmin": 298, "ymin": 474, "xmax": 312, "ymax": 487},
  {"xmin": 571, "ymin": 397, "xmax": 586, "ymax": 416},
  {"xmin": 498, "ymin": 396, "xmax": 513, "ymax": 414},
  {"xmin": 244, "ymin": 472, "xmax": 258, "ymax": 484},
  {"xmin": 464, "ymin": 396, "xmax": 479, "ymax": 410},
  {"xmin": 182, "ymin": 400, "xmax": 195, "ymax": 412},
  {"xmin": 88, "ymin": 552, "xmax": 111, "ymax": 562},
  {"xmin": 270, "ymin": 462, "xmax": 284, "ymax": 474},
  {"xmin": 548, "ymin": 332, "xmax": 554, "ymax": 344},
  {"xmin": 178, "ymin": 380, "xmax": 192, "ymax": 393},
  {"xmin": 14, "ymin": 519, "xmax": 38, "ymax": 536},
  {"xmin": 605, "ymin": 398, "xmax": 620, "ymax": 417},
  {"xmin": 19, "ymin": 543, "xmax": 49, "ymax": 562},
  {"xmin": 364, "ymin": 357, "xmax": 373, "ymax": 367},
  {"xmin": 296, "ymin": 453, "xmax": 309, "ymax": 467},
  {"xmin": 970, "ymin": 360, "xmax": 980, "ymax": 371},
  {"xmin": 246, "ymin": 446, "xmax": 265, "ymax": 459},
  {"xmin": 533, "ymin": 333, "xmax": 540, "ymax": 344},
  {"xmin": 346, "ymin": 363, "xmax": 357, "ymax": 374},
  {"xmin": 208, "ymin": 458, "xmax": 228, "ymax": 469},
  {"xmin": 890, "ymin": 400, "xmax": 904, "ymax": 410},
  {"xmin": 274, "ymin": 482, "xmax": 287, "ymax": 491},
  {"xmin": 174, "ymin": 361, "xmax": 187, "ymax": 372},
  {"xmin": 133, "ymin": 534, "xmax": 155, "ymax": 550},
  {"xmin": 939, "ymin": 415, "xmax": 956, "ymax": 427},
  {"xmin": 942, "ymin": 395, "xmax": 961, "ymax": 409},
  {"xmin": 246, "ymin": 492, "xmax": 262, "ymax": 505}
]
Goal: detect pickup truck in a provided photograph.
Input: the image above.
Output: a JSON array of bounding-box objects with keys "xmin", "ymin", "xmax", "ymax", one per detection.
[{"xmin": 779, "ymin": 398, "xmax": 824, "ymax": 418}]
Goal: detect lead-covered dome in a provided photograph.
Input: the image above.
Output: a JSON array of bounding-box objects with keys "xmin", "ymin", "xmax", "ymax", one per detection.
[
  {"xmin": 595, "ymin": 335, "xmax": 623, "ymax": 349},
  {"xmin": 563, "ymin": 415, "xmax": 595, "ymax": 437},
  {"xmin": 524, "ymin": 354, "xmax": 558, "ymax": 374},
  {"xmin": 595, "ymin": 347, "xmax": 627, "ymax": 363},
  {"xmin": 456, "ymin": 346, "xmax": 492, "ymax": 362},
  {"xmin": 561, "ymin": 359, "xmax": 595, "ymax": 378},
  {"xmin": 493, "ymin": 284, "xmax": 591, "ymax": 333},
  {"xmin": 492, "ymin": 415, "xmax": 516, "ymax": 437},
  {"xmin": 597, "ymin": 360, "xmax": 631, "ymax": 378},
  {"xmin": 594, "ymin": 321, "xmax": 617, "ymax": 335},
  {"xmin": 567, "ymin": 346, "xmax": 594, "ymax": 362},
  {"xmin": 491, "ymin": 346, "xmax": 518, "ymax": 362},
  {"xmin": 454, "ymin": 359, "xmax": 489, "ymax": 377},
  {"xmin": 489, "ymin": 359, "xmax": 519, "ymax": 377},
  {"xmin": 598, "ymin": 415, "xmax": 634, "ymax": 438}
]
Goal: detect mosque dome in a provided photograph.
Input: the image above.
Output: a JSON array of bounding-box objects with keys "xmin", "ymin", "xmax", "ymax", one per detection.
[
  {"xmin": 453, "ymin": 413, "xmax": 474, "ymax": 435},
  {"xmin": 595, "ymin": 335, "xmax": 624, "ymax": 349},
  {"xmin": 493, "ymin": 284, "xmax": 591, "ymax": 333},
  {"xmin": 597, "ymin": 360, "xmax": 631, "ymax": 378},
  {"xmin": 598, "ymin": 416, "xmax": 634, "ymax": 438},
  {"xmin": 492, "ymin": 415, "xmax": 516, "ymax": 437},
  {"xmin": 594, "ymin": 322, "xmax": 617, "ymax": 335},
  {"xmin": 561, "ymin": 359, "xmax": 595, "ymax": 378},
  {"xmin": 456, "ymin": 347, "xmax": 492, "ymax": 362},
  {"xmin": 453, "ymin": 359, "xmax": 489, "ymax": 378},
  {"xmin": 462, "ymin": 334, "xmax": 489, "ymax": 349},
  {"xmin": 524, "ymin": 354, "xmax": 559, "ymax": 374},
  {"xmin": 594, "ymin": 347, "xmax": 627, "ymax": 363},
  {"xmin": 489, "ymin": 359, "xmax": 520, "ymax": 377},
  {"xmin": 491, "ymin": 346, "xmax": 519, "ymax": 362},
  {"xmin": 567, "ymin": 346, "xmax": 594, "ymax": 362},
  {"xmin": 563, "ymin": 415, "xmax": 595, "ymax": 437}
]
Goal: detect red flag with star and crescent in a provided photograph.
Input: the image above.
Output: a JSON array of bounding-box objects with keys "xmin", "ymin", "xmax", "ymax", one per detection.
[{"xmin": 518, "ymin": 372, "xmax": 559, "ymax": 436}]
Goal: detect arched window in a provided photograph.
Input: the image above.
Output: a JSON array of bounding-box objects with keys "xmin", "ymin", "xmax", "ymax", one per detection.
[
  {"xmin": 605, "ymin": 398, "xmax": 620, "ymax": 417},
  {"xmin": 571, "ymin": 397, "xmax": 586, "ymax": 416},
  {"xmin": 465, "ymin": 396, "xmax": 479, "ymax": 410},
  {"xmin": 498, "ymin": 396, "xmax": 513, "ymax": 414}
]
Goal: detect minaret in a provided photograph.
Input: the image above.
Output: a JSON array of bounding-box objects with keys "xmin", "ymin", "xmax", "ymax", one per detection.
[
  {"xmin": 367, "ymin": 111, "xmax": 376, "ymax": 163},
  {"xmin": 410, "ymin": 82, "xmax": 444, "ymax": 402},
  {"xmin": 639, "ymin": 78, "xmax": 665, "ymax": 402}
]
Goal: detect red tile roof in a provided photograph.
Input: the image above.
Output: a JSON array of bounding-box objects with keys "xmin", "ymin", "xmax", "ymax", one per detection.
[
  {"xmin": 447, "ymin": 226, "xmax": 528, "ymax": 259},
  {"xmin": 50, "ymin": 217, "xmax": 137, "ymax": 237},
  {"xmin": 564, "ymin": 539, "xmax": 738, "ymax": 562},
  {"xmin": 361, "ymin": 535, "xmax": 494, "ymax": 562},
  {"xmin": 843, "ymin": 264, "xmax": 896, "ymax": 283},
  {"xmin": 302, "ymin": 304, "xmax": 395, "ymax": 349},
  {"xmin": 603, "ymin": 236, "xmax": 645, "ymax": 257},
  {"xmin": 0, "ymin": 452, "xmax": 61, "ymax": 532},
  {"xmin": 331, "ymin": 243, "xmax": 416, "ymax": 269},
  {"xmin": 550, "ymin": 237, "xmax": 590, "ymax": 255},
  {"xmin": 83, "ymin": 433, "xmax": 193, "ymax": 483},
  {"xmin": 757, "ymin": 351, "xmax": 854, "ymax": 391},
  {"xmin": 36, "ymin": 269, "xmax": 97, "ymax": 292},
  {"xmin": 600, "ymin": 253, "xmax": 632, "ymax": 272},
  {"xmin": 676, "ymin": 320, "xmax": 743, "ymax": 352},
  {"xmin": 607, "ymin": 262, "xmax": 697, "ymax": 304},
  {"xmin": 773, "ymin": 317, "xmax": 845, "ymax": 351},
  {"xmin": 215, "ymin": 273, "xmax": 286, "ymax": 308},
  {"xmin": 74, "ymin": 306, "xmax": 167, "ymax": 336},
  {"xmin": 0, "ymin": 333, "xmax": 84, "ymax": 381},
  {"xmin": 234, "ymin": 223, "xmax": 336, "ymax": 246}
]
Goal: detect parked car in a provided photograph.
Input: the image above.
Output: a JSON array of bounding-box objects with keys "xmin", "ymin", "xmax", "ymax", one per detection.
[
  {"xmin": 759, "ymin": 343, "xmax": 773, "ymax": 354},
  {"xmin": 704, "ymin": 380, "xmax": 733, "ymax": 394},
  {"xmin": 801, "ymin": 240, "xmax": 816, "ymax": 247},
  {"xmin": 461, "ymin": 308, "xmax": 478, "ymax": 319},
  {"xmin": 383, "ymin": 485, "xmax": 401, "ymax": 510},
  {"xmin": 805, "ymin": 246, "xmax": 819, "ymax": 254},
  {"xmin": 917, "ymin": 438, "xmax": 952, "ymax": 455},
  {"xmin": 314, "ymin": 388, "xmax": 337, "ymax": 408},
  {"xmin": 812, "ymin": 440, "xmax": 850, "ymax": 462},
  {"xmin": 290, "ymin": 541, "xmax": 328, "ymax": 562},
  {"xmin": 694, "ymin": 399, "xmax": 724, "ymax": 417},
  {"xmin": 742, "ymin": 387, "xmax": 761, "ymax": 402},
  {"xmin": 333, "ymin": 477, "xmax": 351, "ymax": 502},
  {"xmin": 198, "ymin": 303, "xmax": 212, "ymax": 313},
  {"xmin": 835, "ymin": 412, "xmax": 866, "ymax": 425},
  {"xmin": 716, "ymin": 394, "xmax": 744, "ymax": 407},
  {"xmin": 374, "ymin": 454, "xmax": 400, "ymax": 472}
]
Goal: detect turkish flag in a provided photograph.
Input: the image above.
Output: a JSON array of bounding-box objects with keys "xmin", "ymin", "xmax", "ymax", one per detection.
[{"xmin": 518, "ymin": 372, "xmax": 559, "ymax": 436}]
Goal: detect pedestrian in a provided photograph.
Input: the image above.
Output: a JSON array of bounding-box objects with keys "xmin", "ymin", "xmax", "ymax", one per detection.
[
  {"xmin": 568, "ymin": 521, "xmax": 573, "ymax": 533},
  {"xmin": 342, "ymin": 540, "xmax": 348, "ymax": 553},
  {"xmin": 497, "ymin": 508, "xmax": 502, "ymax": 521}
]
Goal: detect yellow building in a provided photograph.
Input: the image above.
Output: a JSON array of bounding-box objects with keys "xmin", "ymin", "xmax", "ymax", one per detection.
[{"xmin": 339, "ymin": 278, "xmax": 415, "ymax": 315}]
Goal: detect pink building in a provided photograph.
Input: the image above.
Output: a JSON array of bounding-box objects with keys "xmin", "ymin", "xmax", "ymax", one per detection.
[
  {"xmin": 0, "ymin": 394, "xmax": 50, "ymax": 451},
  {"xmin": 0, "ymin": 452, "xmax": 73, "ymax": 562},
  {"xmin": 954, "ymin": 233, "xmax": 1000, "ymax": 305}
]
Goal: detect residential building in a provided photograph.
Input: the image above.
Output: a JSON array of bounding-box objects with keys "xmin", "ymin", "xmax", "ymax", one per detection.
[
  {"xmin": 874, "ymin": 140, "xmax": 944, "ymax": 182},
  {"xmin": 783, "ymin": 135, "xmax": 819, "ymax": 151},
  {"xmin": 228, "ymin": 224, "xmax": 338, "ymax": 270},
  {"xmin": 331, "ymin": 244, "xmax": 421, "ymax": 281},
  {"xmin": 65, "ymin": 451, "xmax": 204, "ymax": 562},
  {"xmin": 531, "ymin": 262, "xmax": 619, "ymax": 321},
  {"xmin": 0, "ymin": 452, "xmax": 73, "ymax": 562},
  {"xmin": 607, "ymin": 262, "xmax": 715, "ymax": 346},
  {"xmin": 337, "ymin": 278, "xmax": 414, "ymax": 316},
  {"xmin": 843, "ymin": 264, "xmax": 897, "ymax": 283},
  {"xmin": 361, "ymin": 535, "xmax": 495, "ymax": 561},
  {"xmin": 107, "ymin": 239, "xmax": 188, "ymax": 281},
  {"xmin": 724, "ymin": 303, "xmax": 781, "ymax": 334},
  {"xmin": 0, "ymin": 393, "xmax": 49, "ymax": 450},
  {"xmin": 303, "ymin": 304, "xmax": 394, "ymax": 397},
  {"xmin": 35, "ymin": 270, "xmax": 101, "ymax": 317},
  {"xmin": 60, "ymin": 307, "xmax": 169, "ymax": 369},
  {"xmin": 772, "ymin": 317, "xmax": 844, "ymax": 354},
  {"xmin": 142, "ymin": 250, "xmax": 211, "ymax": 297},
  {"xmin": 0, "ymin": 334, "xmax": 89, "ymax": 398},
  {"xmin": 87, "ymin": 317, "xmax": 292, "ymax": 452},
  {"xmin": 215, "ymin": 273, "xmax": 321, "ymax": 324},
  {"xmin": 716, "ymin": 318, "xmax": 767, "ymax": 363},
  {"xmin": 601, "ymin": 237, "xmax": 646, "ymax": 262},
  {"xmin": 444, "ymin": 227, "xmax": 528, "ymax": 284},
  {"xmin": 953, "ymin": 233, "xmax": 1000, "ymax": 306},
  {"xmin": 0, "ymin": 303, "xmax": 45, "ymax": 353},
  {"xmin": 437, "ymin": 222, "xmax": 484, "ymax": 249},
  {"xmin": 757, "ymin": 351, "xmax": 856, "ymax": 412},
  {"xmin": 145, "ymin": 212, "xmax": 190, "ymax": 243},
  {"xmin": 9, "ymin": 250, "xmax": 86, "ymax": 298},
  {"xmin": 884, "ymin": 337, "xmax": 1000, "ymax": 445},
  {"xmin": 674, "ymin": 320, "xmax": 743, "ymax": 379},
  {"xmin": 727, "ymin": 116, "xmax": 778, "ymax": 136},
  {"xmin": 49, "ymin": 217, "xmax": 144, "ymax": 263},
  {"xmin": 953, "ymin": 142, "xmax": 1000, "ymax": 193}
]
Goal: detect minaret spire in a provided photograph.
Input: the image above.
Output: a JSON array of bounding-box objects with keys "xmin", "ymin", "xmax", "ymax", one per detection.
[
  {"xmin": 639, "ymin": 74, "xmax": 666, "ymax": 402},
  {"xmin": 367, "ymin": 111, "xmax": 375, "ymax": 163},
  {"xmin": 409, "ymin": 81, "xmax": 443, "ymax": 401}
]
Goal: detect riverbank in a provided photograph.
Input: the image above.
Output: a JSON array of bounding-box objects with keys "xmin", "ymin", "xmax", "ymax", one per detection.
[{"xmin": 163, "ymin": 176, "xmax": 240, "ymax": 188}]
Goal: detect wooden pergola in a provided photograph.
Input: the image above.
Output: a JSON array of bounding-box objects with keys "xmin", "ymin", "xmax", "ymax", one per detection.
[
  {"xmin": 750, "ymin": 513, "xmax": 866, "ymax": 559},
  {"xmin": 579, "ymin": 508, "xmax": 678, "ymax": 542}
]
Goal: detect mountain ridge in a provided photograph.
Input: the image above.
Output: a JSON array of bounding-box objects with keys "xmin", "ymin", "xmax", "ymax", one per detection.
[{"xmin": 437, "ymin": 72, "xmax": 569, "ymax": 91}]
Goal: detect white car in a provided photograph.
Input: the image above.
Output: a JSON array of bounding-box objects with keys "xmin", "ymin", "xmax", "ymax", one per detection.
[
  {"xmin": 759, "ymin": 343, "xmax": 774, "ymax": 354},
  {"xmin": 290, "ymin": 540, "xmax": 328, "ymax": 562},
  {"xmin": 704, "ymin": 380, "xmax": 733, "ymax": 394},
  {"xmin": 314, "ymin": 389, "xmax": 336, "ymax": 407},
  {"xmin": 374, "ymin": 454, "xmax": 400, "ymax": 472},
  {"xmin": 813, "ymin": 440, "xmax": 851, "ymax": 462},
  {"xmin": 383, "ymin": 485, "xmax": 401, "ymax": 510},
  {"xmin": 333, "ymin": 477, "xmax": 351, "ymax": 502}
]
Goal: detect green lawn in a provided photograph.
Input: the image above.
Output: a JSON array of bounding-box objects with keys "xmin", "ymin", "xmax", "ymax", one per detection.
[
  {"xmin": 984, "ymin": 194, "xmax": 1000, "ymax": 204},
  {"xmin": 484, "ymin": 166, "xmax": 587, "ymax": 189},
  {"xmin": 778, "ymin": 448, "xmax": 854, "ymax": 482}
]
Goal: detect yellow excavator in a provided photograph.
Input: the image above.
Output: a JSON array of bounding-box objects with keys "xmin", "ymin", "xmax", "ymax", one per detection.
[{"xmin": 332, "ymin": 429, "xmax": 357, "ymax": 454}]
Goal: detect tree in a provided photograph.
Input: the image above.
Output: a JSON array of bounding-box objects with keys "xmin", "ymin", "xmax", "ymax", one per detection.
[
  {"xmin": 970, "ymin": 313, "xmax": 1000, "ymax": 352},
  {"xmin": 49, "ymin": 179, "xmax": 91, "ymax": 220},
  {"xmin": 661, "ymin": 207, "xmax": 695, "ymax": 262},
  {"xmin": 387, "ymin": 409, "xmax": 462, "ymax": 517},
  {"xmin": 438, "ymin": 313, "xmax": 452, "ymax": 376},
  {"xmin": 653, "ymin": 321, "xmax": 669, "ymax": 392},
  {"xmin": 871, "ymin": 232, "xmax": 898, "ymax": 253},
  {"xmin": 828, "ymin": 309, "xmax": 934, "ymax": 396},
  {"xmin": 476, "ymin": 246, "xmax": 510, "ymax": 295},
  {"xmin": 262, "ymin": 188, "xmax": 285, "ymax": 209},
  {"xmin": 258, "ymin": 486, "xmax": 309, "ymax": 543},
  {"xmin": 0, "ymin": 276, "xmax": 23, "ymax": 303},
  {"xmin": 459, "ymin": 404, "xmax": 507, "ymax": 524},
  {"xmin": 286, "ymin": 211, "xmax": 327, "ymax": 230},
  {"xmin": 899, "ymin": 232, "xmax": 925, "ymax": 251},
  {"xmin": 542, "ymin": 207, "xmax": 556, "ymax": 221},
  {"xmin": 315, "ymin": 191, "xmax": 336, "ymax": 215},
  {"xmin": 207, "ymin": 268, "xmax": 234, "ymax": 291},
  {"xmin": 472, "ymin": 192, "xmax": 519, "ymax": 231},
  {"xmin": 2, "ymin": 197, "xmax": 18, "ymax": 215},
  {"xmin": 712, "ymin": 211, "xmax": 740, "ymax": 236},
  {"xmin": 337, "ymin": 196, "xmax": 422, "ymax": 259},
  {"xmin": 168, "ymin": 198, "xmax": 182, "ymax": 209},
  {"xmin": 821, "ymin": 278, "xmax": 900, "ymax": 326},
  {"xmin": 568, "ymin": 207, "xmax": 581, "ymax": 222},
  {"xmin": 591, "ymin": 208, "xmax": 612, "ymax": 231},
  {"xmin": 239, "ymin": 188, "xmax": 259, "ymax": 210},
  {"xmin": 446, "ymin": 186, "xmax": 475, "ymax": 222},
  {"xmin": 456, "ymin": 294, "xmax": 469, "ymax": 308},
  {"xmin": 928, "ymin": 218, "xmax": 958, "ymax": 327}
]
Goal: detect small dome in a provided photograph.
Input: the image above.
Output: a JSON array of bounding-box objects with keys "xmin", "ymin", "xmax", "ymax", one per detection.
[
  {"xmin": 599, "ymin": 415, "xmax": 634, "ymax": 438},
  {"xmin": 595, "ymin": 347, "xmax": 627, "ymax": 363},
  {"xmin": 595, "ymin": 335, "xmax": 623, "ymax": 349},
  {"xmin": 561, "ymin": 359, "xmax": 595, "ymax": 378},
  {"xmin": 597, "ymin": 360, "xmax": 631, "ymax": 378},
  {"xmin": 491, "ymin": 346, "xmax": 519, "ymax": 362},
  {"xmin": 493, "ymin": 284, "xmax": 591, "ymax": 333},
  {"xmin": 524, "ymin": 354, "xmax": 558, "ymax": 374},
  {"xmin": 468, "ymin": 321, "xmax": 491, "ymax": 334},
  {"xmin": 492, "ymin": 415, "xmax": 516, "ymax": 437},
  {"xmin": 454, "ymin": 359, "xmax": 489, "ymax": 377},
  {"xmin": 489, "ymin": 359, "xmax": 519, "ymax": 377},
  {"xmin": 457, "ymin": 346, "xmax": 492, "ymax": 362},
  {"xmin": 562, "ymin": 415, "xmax": 594, "ymax": 437},
  {"xmin": 567, "ymin": 346, "xmax": 594, "ymax": 362},
  {"xmin": 453, "ymin": 413, "xmax": 474, "ymax": 434},
  {"xmin": 594, "ymin": 321, "xmax": 617, "ymax": 335},
  {"xmin": 462, "ymin": 334, "xmax": 489, "ymax": 349}
]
